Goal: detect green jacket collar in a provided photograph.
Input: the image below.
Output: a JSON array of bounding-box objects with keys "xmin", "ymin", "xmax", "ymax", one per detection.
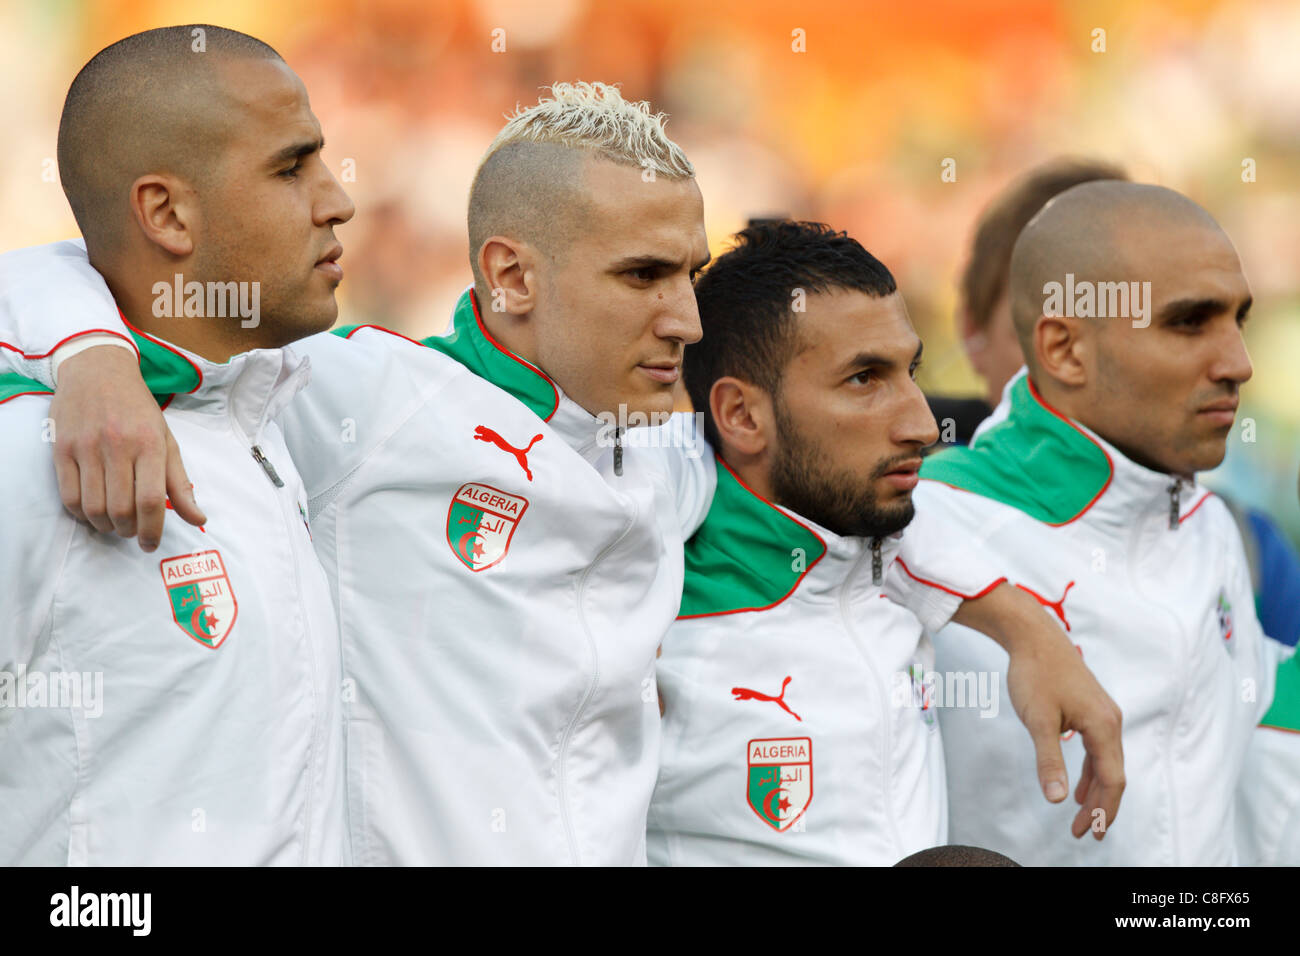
[
  {"xmin": 920, "ymin": 373, "xmax": 1114, "ymax": 525},
  {"xmin": 679, "ymin": 457, "xmax": 831, "ymax": 619}
]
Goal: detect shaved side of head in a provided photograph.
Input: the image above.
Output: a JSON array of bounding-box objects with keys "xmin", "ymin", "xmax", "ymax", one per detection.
[
  {"xmin": 58, "ymin": 25, "xmax": 283, "ymax": 255},
  {"xmin": 467, "ymin": 140, "xmax": 591, "ymax": 298},
  {"xmin": 1009, "ymin": 181, "xmax": 1224, "ymax": 373}
]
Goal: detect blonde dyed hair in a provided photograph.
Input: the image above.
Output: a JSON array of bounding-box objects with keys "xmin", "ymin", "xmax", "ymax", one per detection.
[
  {"xmin": 468, "ymin": 83, "xmax": 695, "ymax": 292},
  {"xmin": 482, "ymin": 81, "xmax": 694, "ymax": 179}
]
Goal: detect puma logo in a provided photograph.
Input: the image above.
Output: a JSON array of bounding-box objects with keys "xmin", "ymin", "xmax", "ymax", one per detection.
[
  {"xmin": 473, "ymin": 425, "xmax": 543, "ymax": 481},
  {"xmin": 732, "ymin": 676, "xmax": 802, "ymax": 722},
  {"xmin": 1016, "ymin": 580, "xmax": 1076, "ymax": 632}
]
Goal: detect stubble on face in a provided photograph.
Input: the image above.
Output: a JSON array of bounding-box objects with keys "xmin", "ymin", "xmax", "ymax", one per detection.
[{"xmin": 768, "ymin": 392, "xmax": 917, "ymax": 540}]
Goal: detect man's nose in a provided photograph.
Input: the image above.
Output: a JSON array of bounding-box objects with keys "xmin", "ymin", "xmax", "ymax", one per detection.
[
  {"xmin": 1211, "ymin": 321, "xmax": 1253, "ymax": 388},
  {"xmin": 653, "ymin": 277, "xmax": 702, "ymax": 345},
  {"xmin": 316, "ymin": 167, "xmax": 356, "ymax": 226},
  {"xmin": 896, "ymin": 377, "xmax": 941, "ymax": 448}
]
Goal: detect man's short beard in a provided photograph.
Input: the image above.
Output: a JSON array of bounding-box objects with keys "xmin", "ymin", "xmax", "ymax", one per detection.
[{"xmin": 769, "ymin": 396, "xmax": 916, "ymax": 540}]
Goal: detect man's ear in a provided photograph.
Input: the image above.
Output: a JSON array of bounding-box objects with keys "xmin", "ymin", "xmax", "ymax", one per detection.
[
  {"xmin": 478, "ymin": 236, "xmax": 540, "ymax": 316},
  {"xmin": 129, "ymin": 174, "xmax": 195, "ymax": 257},
  {"xmin": 710, "ymin": 376, "xmax": 774, "ymax": 460},
  {"xmin": 1034, "ymin": 314, "xmax": 1090, "ymax": 388},
  {"xmin": 958, "ymin": 302, "xmax": 987, "ymax": 368}
]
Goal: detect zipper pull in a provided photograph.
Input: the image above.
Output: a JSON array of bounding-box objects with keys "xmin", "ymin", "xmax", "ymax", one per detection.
[
  {"xmin": 613, "ymin": 427, "xmax": 623, "ymax": 477},
  {"xmin": 252, "ymin": 445, "xmax": 285, "ymax": 488},
  {"xmin": 1167, "ymin": 478, "xmax": 1183, "ymax": 530},
  {"xmin": 871, "ymin": 537, "xmax": 883, "ymax": 585}
]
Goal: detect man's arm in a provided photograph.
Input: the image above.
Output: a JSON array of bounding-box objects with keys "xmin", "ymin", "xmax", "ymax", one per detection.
[
  {"xmin": 0, "ymin": 240, "xmax": 203, "ymax": 548},
  {"xmin": 888, "ymin": 505, "xmax": 1125, "ymax": 840},
  {"xmin": 951, "ymin": 583, "xmax": 1125, "ymax": 841}
]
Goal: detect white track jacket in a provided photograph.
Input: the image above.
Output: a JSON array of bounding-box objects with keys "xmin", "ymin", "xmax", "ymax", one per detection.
[
  {"xmin": 916, "ymin": 369, "xmax": 1277, "ymax": 866},
  {"xmin": 0, "ymin": 242, "xmax": 718, "ymax": 865},
  {"xmin": 648, "ymin": 458, "xmax": 1008, "ymax": 865},
  {"xmin": 0, "ymin": 266, "xmax": 345, "ymax": 863}
]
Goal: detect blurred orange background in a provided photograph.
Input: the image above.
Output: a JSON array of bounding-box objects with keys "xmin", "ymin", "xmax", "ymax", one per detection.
[{"xmin": 2, "ymin": 0, "xmax": 1297, "ymax": 539}]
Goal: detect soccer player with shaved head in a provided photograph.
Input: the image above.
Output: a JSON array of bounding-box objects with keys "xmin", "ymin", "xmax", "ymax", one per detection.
[
  {"xmin": 917, "ymin": 181, "xmax": 1280, "ymax": 864},
  {"xmin": 0, "ymin": 25, "xmax": 354, "ymax": 864}
]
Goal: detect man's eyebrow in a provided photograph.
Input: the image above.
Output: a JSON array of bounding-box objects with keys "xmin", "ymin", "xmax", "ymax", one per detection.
[
  {"xmin": 608, "ymin": 254, "xmax": 711, "ymax": 273},
  {"xmin": 268, "ymin": 136, "xmax": 324, "ymax": 167},
  {"xmin": 835, "ymin": 340, "xmax": 923, "ymax": 376},
  {"xmin": 1157, "ymin": 296, "xmax": 1232, "ymax": 323}
]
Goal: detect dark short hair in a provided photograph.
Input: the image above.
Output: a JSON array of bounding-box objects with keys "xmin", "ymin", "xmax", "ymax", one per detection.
[
  {"xmin": 685, "ymin": 220, "xmax": 897, "ymax": 450},
  {"xmin": 961, "ymin": 158, "xmax": 1128, "ymax": 332}
]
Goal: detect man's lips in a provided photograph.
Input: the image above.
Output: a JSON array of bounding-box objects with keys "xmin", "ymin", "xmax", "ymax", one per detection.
[
  {"xmin": 1197, "ymin": 399, "xmax": 1238, "ymax": 427},
  {"xmin": 315, "ymin": 244, "xmax": 343, "ymax": 281},
  {"xmin": 882, "ymin": 458, "xmax": 924, "ymax": 491},
  {"xmin": 639, "ymin": 361, "xmax": 681, "ymax": 384}
]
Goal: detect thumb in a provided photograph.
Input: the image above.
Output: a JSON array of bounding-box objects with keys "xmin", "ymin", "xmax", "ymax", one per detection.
[{"xmin": 165, "ymin": 428, "xmax": 207, "ymax": 527}]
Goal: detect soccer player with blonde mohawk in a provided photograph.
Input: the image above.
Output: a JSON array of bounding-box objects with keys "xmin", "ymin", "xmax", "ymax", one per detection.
[{"xmin": 2, "ymin": 79, "xmax": 1122, "ymax": 864}]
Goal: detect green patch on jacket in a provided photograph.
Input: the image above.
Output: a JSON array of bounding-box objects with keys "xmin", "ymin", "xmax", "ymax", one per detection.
[
  {"xmin": 919, "ymin": 375, "xmax": 1113, "ymax": 525},
  {"xmin": 1261, "ymin": 652, "xmax": 1300, "ymax": 733},
  {"xmin": 679, "ymin": 458, "xmax": 826, "ymax": 618}
]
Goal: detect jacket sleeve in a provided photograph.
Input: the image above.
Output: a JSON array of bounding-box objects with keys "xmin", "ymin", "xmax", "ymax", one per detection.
[
  {"xmin": 0, "ymin": 240, "xmax": 137, "ymax": 386},
  {"xmin": 0, "ymin": 397, "xmax": 77, "ymax": 674},
  {"xmin": 654, "ymin": 415, "xmax": 717, "ymax": 538},
  {"xmin": 279, "ymin": 327, "xmax": 464, "ymax": 504},
  {"xmin": 1220, "ymin": 501, "xmax": 1281, "ymax": 723},
  {"xmin": 886, "ymin": 481, "xmax": 1010, "ymax": 634}
]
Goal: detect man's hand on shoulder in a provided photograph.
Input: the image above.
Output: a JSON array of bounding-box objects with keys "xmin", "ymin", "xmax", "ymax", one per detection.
[{"xmin": 50, "ymin": 345, "xmax": 205, "ymax": 550}]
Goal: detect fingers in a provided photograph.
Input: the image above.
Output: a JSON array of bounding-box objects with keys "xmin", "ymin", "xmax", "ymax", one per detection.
[
  {"xmin": 165, "ymin": 428, "xmax": 206, "ymax": 528},
  {"xmin": 1025, "ymin": 711, "xmax": 1070, "ymax": 803},
  {"xmin": 79, "ymin": 457, "xmax": 113, "ymax": 534},
  {"xmin": 135, "ymin": 444, "xmax": 168, "ymax": 552},
  {"xmin": 105, "ymin": 452, "xmax": 138, "ymax": 539},
  {"xmin": 53, "ymin": 454, "xmax": 85, "ymax": 524},
  {"xmin": 1074, "ymin": 705, "xmax": 1125, "ymax": 841}
]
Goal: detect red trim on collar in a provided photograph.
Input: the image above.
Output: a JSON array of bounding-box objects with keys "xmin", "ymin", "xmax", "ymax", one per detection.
[
  {"xmin": 118, "ymin": 308, "xmax": 202, "ymax": 396},
  {"xmin": 1025, "ymin": 376, "xmax": 1114, "ymax": 526},
  {"xmin": 1179, "ymin": 491, "xmax": 1214, "ymax": 524},
  {"xmin": 344, "ymin": 324, "xmax": 424, "ymax": 347},
  {"xmin": 894, "ymin": 557, "xmax": 1007, "ymax": 601},
  {"xmin": 676, "ymin": 456, "xmax": 828, "ymax": 620},
  {"xmin": 468, "ymin": 289, "xmax": 559, "ymax": 423}
]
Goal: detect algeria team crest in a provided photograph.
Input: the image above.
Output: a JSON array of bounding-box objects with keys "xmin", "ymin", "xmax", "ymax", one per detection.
[
  {"xmin": 1216, "ymin": 590, "xmax": 1233, "ymax": 642},
  {"xmin": 160, "ymin": 550, "xmax": 238, "ymax": 649},
  {"xmin": 447, "ymin": 483, "xmax": 530, "ymax": 572},
  {"xmin": 747, "ymin": 737, "xmax": 813, "ymax": 831}
]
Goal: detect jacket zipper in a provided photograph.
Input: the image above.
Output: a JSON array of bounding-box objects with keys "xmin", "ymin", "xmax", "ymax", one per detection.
[
  {"xmin": 613, "ymin": 427, "xmax": 624, "ymax": 477},
  {"xmin": 252, "ymin": 445, "xmax": 285, "ymax": 487},
  {"xmin": 557, "ymin": 497, "xmax": 638, "ymax": 864},
  {"xmin": 1167, "ymin": 477, "xmax": 1184, "ymax": 530},
  {"xmin": 839, "ymin": 544, "xmax": 903, "ymax": 856},
  {"xmin": 234, "ymin": 420, "xmax": 321, "ymax": 863},
  {"xmin": 871, "ymin": 537, "xmax": 883, "ymax": 585}
]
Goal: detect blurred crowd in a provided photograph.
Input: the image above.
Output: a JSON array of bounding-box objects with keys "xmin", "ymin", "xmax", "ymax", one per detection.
[{"xmin": 2, "ymin": 0, "xmax": 1296, "ymax": 545}]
